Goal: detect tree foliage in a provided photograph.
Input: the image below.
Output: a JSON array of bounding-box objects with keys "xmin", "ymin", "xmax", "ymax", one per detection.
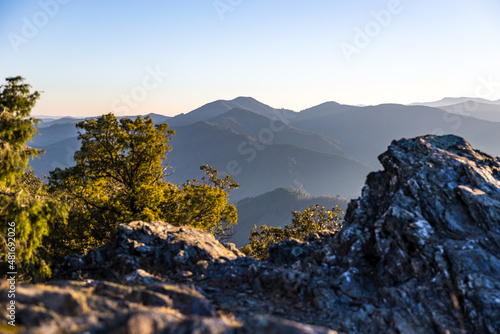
[
  {"xmin": 50, "ymin": 113, "xmax": 175, "ymax": 220},
  {"xmin": 241, "ymin": 204, "xmax": 343, "ymax": 260},
  {"xmin": 0, "ymin": 76, "xmax": 41, "ymax": 185},
  {"xmin": 48, "ymin": 113, "xmax": 175, "ymax": 253},
  {"xmin": 0, "ymin": 77, "xmax": 67, "ymax": 281}
]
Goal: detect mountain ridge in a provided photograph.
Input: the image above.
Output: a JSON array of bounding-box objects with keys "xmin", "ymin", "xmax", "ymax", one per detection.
[
  {"xmin": 438, "ymin": 100, "xmax": 500, "ymax": 123},
  {"xmin": 166, "ymin": 119, "xmax": 370, "ymax": 200},
  {"xmin": 410, "ymin": 96, "xmax": 500, "ymax": 108},
  {"xmin": 206, "ymin": 108, "xmax": 343, "ymax": 156},
  {"xmin": 290, "ymin": 103, "xmax": 500, "ymax": 166}
]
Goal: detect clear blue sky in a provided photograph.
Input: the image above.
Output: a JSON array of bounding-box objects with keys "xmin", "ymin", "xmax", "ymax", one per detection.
[{"xmin": 1, "ymin": 0, "xmax": 499, "ymax": 117}]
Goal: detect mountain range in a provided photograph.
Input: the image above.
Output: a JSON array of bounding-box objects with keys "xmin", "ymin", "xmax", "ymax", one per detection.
[
  {"xmin": 290, "ymin": 102, "xmax": 500, "ymax": 166},
  {"xmin": 165, "ymin": 114, "xmax": 369, "ymax": 200},
  {"xmin": 30, "ymin": 96, "xmax": 500, "ymax": 243}
]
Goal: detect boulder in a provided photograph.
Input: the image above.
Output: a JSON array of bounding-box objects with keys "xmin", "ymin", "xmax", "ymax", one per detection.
[{"xmin": 54, "ymin": 220, "xmax": 242, "ymax": 282}]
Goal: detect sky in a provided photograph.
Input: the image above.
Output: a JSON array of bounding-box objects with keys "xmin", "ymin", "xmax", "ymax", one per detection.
[{"xmin": 1, "ymin": 0, "xmax": 499, "ymax": 117}]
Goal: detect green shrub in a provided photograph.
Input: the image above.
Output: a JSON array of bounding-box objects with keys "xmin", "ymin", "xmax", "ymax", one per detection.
[{"xmin": 241, "ymin": 204, "xmax": 343, "ymax": 260}]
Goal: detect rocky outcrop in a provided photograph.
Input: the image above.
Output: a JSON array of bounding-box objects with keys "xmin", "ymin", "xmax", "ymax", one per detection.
[
  {"xmin": 3, "ymin": 135, "xmax": 500, "ymax": 333},
  {"xmin": 333, "ymin": 134, "xmax": 500, "ymax": 332}
]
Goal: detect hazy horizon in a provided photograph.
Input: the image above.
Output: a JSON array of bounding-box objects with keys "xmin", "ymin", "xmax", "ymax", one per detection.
[{"xmin": 1, "ymin": 0, "xmax": 500, "ymax": 117}]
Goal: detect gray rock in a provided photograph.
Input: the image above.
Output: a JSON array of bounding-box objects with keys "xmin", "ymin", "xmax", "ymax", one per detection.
[{"xmin": 54, "ymin": 220, "xmax": 242, "ymax": 282}]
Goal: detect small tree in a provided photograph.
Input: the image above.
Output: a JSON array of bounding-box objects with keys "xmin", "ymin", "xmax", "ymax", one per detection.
[
  {"xmin": 241, "ymin": 204, "xmax": 343, "ymax": 260},
  {"xmin": 49, "ymin": 113, "xmax": 175, "ymax": 253},
  {"xmin": 50, "ymin": 113, "xmax": 175, "ymax": 219},
  {"xmin": 0, "ymin": 77, "xmax": 66, "ymax": 281}
]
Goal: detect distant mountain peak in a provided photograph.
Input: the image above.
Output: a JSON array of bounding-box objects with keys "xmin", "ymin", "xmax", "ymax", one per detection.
[
  {"xmin": 168, "ymin": 96, "xmax": 289, "ymax": 128},
  {"xmin": 232, "ymin": 96, "xmax": 260, "ymax": 102},
  {"xmin": 295, "ymin": 101, "xmax": 359, "ymax": 122}
]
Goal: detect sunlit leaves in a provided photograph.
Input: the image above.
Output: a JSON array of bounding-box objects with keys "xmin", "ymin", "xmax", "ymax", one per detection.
[{"xmin": 162, "ymin": 165, "xmax": 239, "ymax": 241}]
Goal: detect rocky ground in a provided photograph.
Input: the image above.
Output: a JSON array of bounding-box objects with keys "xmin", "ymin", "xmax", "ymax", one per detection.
[{"xmin": 2, "ymin": 134, "xmax": 500, "ymax": 333}]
